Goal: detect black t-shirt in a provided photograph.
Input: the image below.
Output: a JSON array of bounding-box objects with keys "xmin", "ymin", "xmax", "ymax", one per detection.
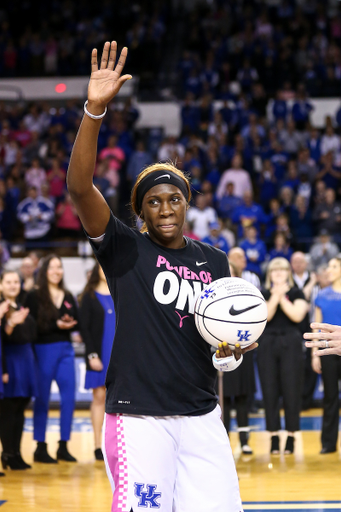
[
  {"xmin": 24, "ymin": 290, "xmax": 78, "ymax": 344},
  {"xmin": 87, "ymin": 213, "xmax": 230, "ymax": 417},
  {"xmin": 261, "ymin": 286, "xmax": 306, "ymax": 332}
]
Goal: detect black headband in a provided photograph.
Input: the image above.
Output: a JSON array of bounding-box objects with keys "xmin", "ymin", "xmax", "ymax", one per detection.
[{"xmin": 136, "ymin": 170, "xmax": 189, "ymax": 213}]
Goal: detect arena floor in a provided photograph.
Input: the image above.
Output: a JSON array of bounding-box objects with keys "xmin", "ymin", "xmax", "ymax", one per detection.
[{"xmin": 0, "ymin": 409, "xmax": 341, "ymax": 511}]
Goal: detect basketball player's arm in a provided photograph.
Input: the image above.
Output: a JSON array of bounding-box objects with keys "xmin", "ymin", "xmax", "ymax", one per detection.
[
  {"xmin": 213, "ymin": 341, "xmax": 258, "ymax": 372},
  {"xmin": 304, "ymin": 322, "xmax": 341, "ymax": 356},
  {"xmin": 66, "ymin": 41, "xmax": 132, "ymax": 238}
]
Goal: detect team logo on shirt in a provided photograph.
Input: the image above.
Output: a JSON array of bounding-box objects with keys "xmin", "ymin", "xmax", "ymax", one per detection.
[
  {"xmin": 154, "ymin": 255, "xmax": 213, "ymax": 320},
  {"xmin": 134, "ymin": 483, "xmax": 162, "ymax": 508}
]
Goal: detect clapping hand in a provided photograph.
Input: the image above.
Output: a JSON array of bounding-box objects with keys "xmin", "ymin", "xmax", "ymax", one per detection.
[
  {"xmin": 87, "ymin": 41, "xmax": 132, "ymax": 113},
  {"xmin": 57, "ymin": 314, "xmax": 78, "ymax": 330},
  {"xmin": 9, "ymin": 307, "xmax": 30, "ymax": 326}
]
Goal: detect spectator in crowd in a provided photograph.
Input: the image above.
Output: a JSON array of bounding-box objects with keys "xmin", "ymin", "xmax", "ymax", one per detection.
[
  {"xmin": 216, "ymin": 182, "xmax": 242, "ymax": 220},
  {"xmin": 231, "ymin": 190, "xmax": 267, "ymax": 240},
  {"xmin": 201, "ymin": 221, "xmax": 229, "ymax": 254},
  {"xmin": 258, "ymin": 257, "xmax": 308, "ymax": 454},
  {"xmin": 297, "ymin": 147, "xmax": 318, "ymax": 183},
  {"xmin": 278, "ymin": 118, "xmax": 304, "ymax": 156},
  {"xmin": 316, "ymin": 152, "xmax": 341, "ymax": 191},
  {"xmin": 186, "ymin": 192, "xmax": 217, "ymax": 239},
  {"xmin": 17, "ymin": 186, "xmax": 55, "ymax": 247},
  {"xmin": 258, "ymin": 160, "xmax": 278, "ymax": 208},
  {"xmin": 216, "ymin": 154, "xmax": 253, "ymax": 200},
  {"xmin": 24, "ymin": 255, "xmax": 79, "ymax": 464},
  {"xmin": 126, "ymin": 140, "xmax": 153, "ymax": 185},
  {"xmin": 268, "ymin": 233, "xmax": 293, "ymax": 262},
  {"xmin": 240, "ymin": 225, "xmax": 267, "ymax": 278},
  {"xmin": 79, "ymin": 262, "xmax": 115, "ymax": 461},
  {"xmin": 312, "ymin": 188, "xmax": 341, "ymax": 237},
  {"xmin": 46, "ymin": 157, "xmax": 66, "ymax": 203},
  {"xmin": 24, "ymin": 158, "xmax": 47, "ymax": 195},
  {"xmin": 309, "ymin": 230, "xmax": 340, "ymax": 270},
  {"xmin": 289, "ymin": 195, "xmax": 313, "ymax": 251},
  {"xmin": 0, "ymin": 271, "xmax": 37, "ymax": 471},
  {"xmin": 320, "ymin": 126, "xmax": 340, "ymax": 156},
  {"xmin": 228, "ymin": 247, "xmax": 261, "ymax": 289},
  {"xmin": 55, "ymin": 192, "xmax": 82, "ymax": 239},
  {"xmin": 18, "ymin": 256, "xmax": 36, "ymax": 303},
  {"xmin": 312, "ymin": 256, "xmax": 341, "ymax": 453}
]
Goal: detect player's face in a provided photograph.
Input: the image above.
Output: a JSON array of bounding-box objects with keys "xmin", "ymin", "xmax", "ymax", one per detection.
[
  {"xmin": 1, "ymin": 272, "xmax": 21, "ymax": 300},
  {"xmin": 47, "ymin": 257, "xmax": 64, "ymax": 286},
  {"xmin": 141, "ymin": 184, "xmax": 187, "ymax": 249}
]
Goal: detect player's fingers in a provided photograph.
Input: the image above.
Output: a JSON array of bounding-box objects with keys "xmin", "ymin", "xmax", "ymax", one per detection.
[
  {"xmin": 241, "ymin": 342, "xmax": 258, "ymax": 354},
  {"xmin": 310, "ymin": 322, "xmax": 338, "ymax": 333},
  {"xmin": 100, "ymin": 41, "xmax": 111, "ymax": 69},
  {"xmin": 114, "ymin": 47, "xmax": 128, "ymax": 76},
  {"xmin": 91, "ymin": 48, "xmax": 98, "ymax": 73},
  {"xmin": 234, "ymin": 343, "xmax": 242, "ymax": 361},
  {"xmin": 107, "ymin": 41, "xmax": 117, "ymax": 70}
]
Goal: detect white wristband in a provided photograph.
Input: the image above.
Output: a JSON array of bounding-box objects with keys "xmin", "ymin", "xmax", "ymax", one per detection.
[
  {"xmin": 212, "ymin": 352, "xmax": 243, "ymax": 372},
  {"xmin": 84, "ymin": 100, "xmax": 107, "ymax": 120}
]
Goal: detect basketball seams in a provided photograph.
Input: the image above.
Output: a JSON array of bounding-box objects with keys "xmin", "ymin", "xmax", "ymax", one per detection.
[{"xmin": 195, "ymin": 311, "xmax": 267, "ymax": 325}]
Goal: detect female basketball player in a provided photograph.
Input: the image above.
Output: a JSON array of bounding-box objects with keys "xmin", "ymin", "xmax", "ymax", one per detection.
[
  {"xmin": 25, "ymin": 255, "xmax": 78, "ymax": 464},
  {"xmin": 79, "ymin": 262, "xmax": 115, "ymax": 461},
  {"xmin": 310, "ymin": 256, "xmax": 341, "ymax": 453},
  {"xmin": 257, "ymin": 257, "xmax": 308, "ymax": 455},
  {"xmin": 0, "ymin": 271, "xmax": 37, "ymax": 470},
  {"xmin": 66, "ymin": 41, "xmax": 257, "ymax": 512}
]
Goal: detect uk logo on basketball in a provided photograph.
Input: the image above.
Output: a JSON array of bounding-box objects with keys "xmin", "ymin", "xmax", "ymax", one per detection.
[
  {"xmin": 237, "ymin": 330, "xmax": 251, "ymax": 342},
  {"xmin": 134, "ymin": 483, "xmax": 162, "ymax": 508}
]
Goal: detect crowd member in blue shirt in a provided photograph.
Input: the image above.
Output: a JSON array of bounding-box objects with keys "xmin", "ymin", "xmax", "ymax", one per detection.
[
  {"xmin": 240, "ymin": 226, "xmax": 267, "ymax": 278},
  {"xmin": 201, "ymin": 221, "xmax": 230, "ymax": 254},
  {"xmin": 272, "ymin": 91, "xmax": 288, "ymax": 122},
  {"xmin": 231, "ymin": 190, "xmax": 267, "ymax": 239},
  {"xmin": 126, "ymin": 140, "xmax": 153, "ymax": 184},
  {"xmin": 17, "ymin": 187, "xmax": 55, "ymax": 248},
  {"xmin": 312, "ymin": 256, "xmax": 341, "ymax": 454},
  {"xmin": 268, "ymin": 232, "xmax": 293, "ymax": 261},
  {"xmin": 291, "ymin": 86, "xmax": 314, "ymax": 131},
  {"xmin": 216, "ymin": 182, "xmax": 241, "ymax": 220}
]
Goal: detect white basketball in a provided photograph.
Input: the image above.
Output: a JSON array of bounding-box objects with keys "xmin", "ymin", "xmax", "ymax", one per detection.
[{"xmin": 194, "ymin": 277, "xmax": 267, "ymax": 349}]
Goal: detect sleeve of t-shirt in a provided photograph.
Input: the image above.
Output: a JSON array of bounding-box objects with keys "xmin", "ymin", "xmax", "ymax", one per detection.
[
  {"xmin": 288, "ymin": 287, "xmax": 306, "ymax": 302},
  {"xmin": 86, "ymin": 212, "xmax": 139, "ymax": 280}
]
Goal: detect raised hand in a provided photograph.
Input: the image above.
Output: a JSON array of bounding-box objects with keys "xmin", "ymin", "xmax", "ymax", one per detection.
[{"xmin": 87, "ymin": 41, "xmax": 132, "ymax": 111}]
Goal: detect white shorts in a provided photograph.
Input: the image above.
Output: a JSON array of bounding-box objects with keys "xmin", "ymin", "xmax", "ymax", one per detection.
[{"xmin": 102, "ymin": 405, "xmax": 243, "ymax": 512}]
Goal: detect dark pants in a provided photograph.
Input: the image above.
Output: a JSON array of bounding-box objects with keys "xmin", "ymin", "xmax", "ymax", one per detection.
[
  {"xmin": 302, "ymin": 346, "xmax": 318, "ymax": 410},
  {"xmin": 0, "ymin": 397, "xmax": 31, "ymax": 454},
  {"xmin": 257, "ymin": 330, "xmax": 304, "ymax": 432},
  {"xmin": 320, "ymin": 355, "xmax": 341, "ymax": 450},
  {"xmin": 223, "ymin": 395, "xmax": 248, "ymax": 432}
]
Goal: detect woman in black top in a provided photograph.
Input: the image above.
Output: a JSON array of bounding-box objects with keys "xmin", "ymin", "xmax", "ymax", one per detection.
[
  {"xmin": 66, "ymin": 41, "xmax": 257, "ymax": 512},
  {"xmin": 25, "ymin": 254, "xmax": 78, "ymax": 464},
  {"xmin": 257, "ymin": 257, "xmax": 308, "ymax": 455},
  {"xmin": 0, "ymin": 270, "xmax": 37, "ymax": 471}
]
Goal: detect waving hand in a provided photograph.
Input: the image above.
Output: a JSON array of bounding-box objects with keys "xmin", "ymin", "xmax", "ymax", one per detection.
[{"xmin": 88, "ymin": 41, "xmax": 132, "ymax": 110}]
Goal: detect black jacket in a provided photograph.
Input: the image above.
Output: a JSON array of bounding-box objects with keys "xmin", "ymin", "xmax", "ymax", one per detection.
[{"xmin": 79, "ymin": 292, "xmax": 106, "ymax": 371}]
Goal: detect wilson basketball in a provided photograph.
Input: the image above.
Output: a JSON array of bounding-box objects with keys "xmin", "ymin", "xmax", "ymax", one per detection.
[{"xmin": 194, "ymin": 277, "xmax": 267, "ymax": 349}]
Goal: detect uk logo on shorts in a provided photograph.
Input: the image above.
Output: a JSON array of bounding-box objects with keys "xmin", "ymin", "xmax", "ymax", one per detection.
[
  {"xmin": 134, "ymin": 483, "xmax": 162, "ymax": 508},
  {"xmin": 237, "ymin": 330, "xmax": 251, "ymax": 342}
]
